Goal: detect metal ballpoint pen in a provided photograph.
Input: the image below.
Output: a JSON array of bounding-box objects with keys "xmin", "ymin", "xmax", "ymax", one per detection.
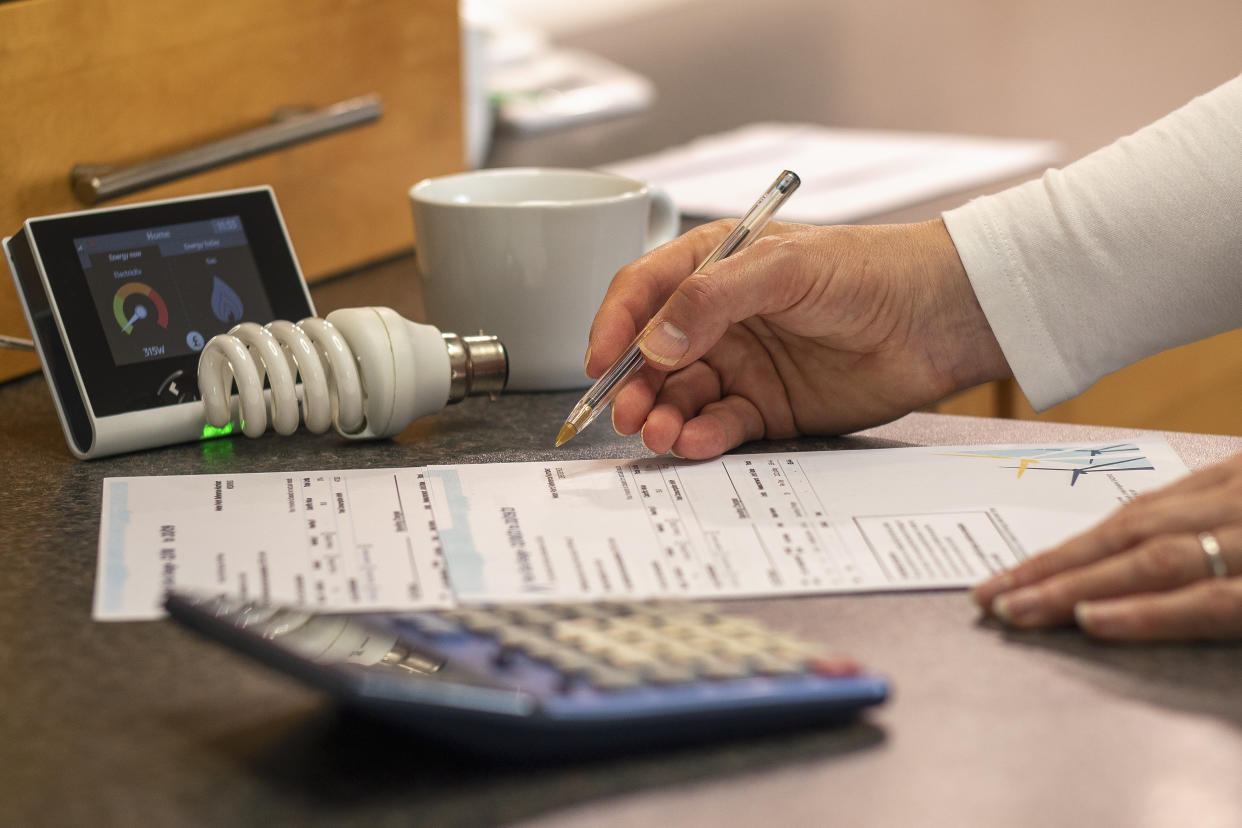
[{"xmin": 555, "ymin": 170, "xmax": 801, "ymax": 447}]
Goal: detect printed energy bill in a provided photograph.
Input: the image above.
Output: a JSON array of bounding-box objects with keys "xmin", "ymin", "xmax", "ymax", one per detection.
[{"xmin": 95, "ymin": 439, "xmax": 1187, "ymax": 619}]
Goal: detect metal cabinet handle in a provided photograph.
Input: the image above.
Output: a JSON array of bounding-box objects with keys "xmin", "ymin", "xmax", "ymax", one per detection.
[{"xmin": 72, "ymin": 94, "xmax": 383, "ymax": 204}]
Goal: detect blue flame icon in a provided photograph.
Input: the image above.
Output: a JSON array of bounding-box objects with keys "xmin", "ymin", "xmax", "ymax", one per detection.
[{"xmin": 210, "ymin": 276, "xmax": 245, "ymax": 324}]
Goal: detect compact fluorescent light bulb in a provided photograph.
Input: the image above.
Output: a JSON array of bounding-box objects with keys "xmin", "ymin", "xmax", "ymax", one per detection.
[{"xmin": 198, "ymin": 307, "xmax": 507, "ymax": 440}]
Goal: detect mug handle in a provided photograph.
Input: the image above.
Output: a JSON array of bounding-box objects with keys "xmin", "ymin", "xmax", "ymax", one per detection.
[{"xmin": 644, "ymin": 186, "xmax": 680, "ymax": 251}]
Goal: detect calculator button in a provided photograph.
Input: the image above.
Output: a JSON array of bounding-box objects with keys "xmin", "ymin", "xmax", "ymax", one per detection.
[
  {"xmin": 598, "ymin": 644, "xmax": 662, "ymax": 671},
  {"xmin": 515, "ymin": 637, "xmax": 560, "ymax": 661},
  {"xmin": 806, "ymin": 656, "xmax": 861, "ymax": 677},
  {"xmin": 582, "ymin": 665, "xmax": 643, "ymax": 690},
  {"xmin": 709, "ymin": 615, "xmax": 762, "ymax": 632},
  {"xmin": 771, "ymin": 640, "xmax": 821, "ymax": 661},
  {"xmin": 745, "ymin": 653, "xmax": 804, "ymax": 676},
  {"xmin": 549, "ymin": 619, "xmax": 607, "ymax": 646},
  {"xmin": 569, "ymin": 633, "xmax": 616, "ymax": 659},
  {"xmin": 605, "ymin": 619, "xmax": 654, "ymax": 644},
  {"xmin": 553, "ymin": 603, "xmax": 611, "ymax": 621},
  {"xmin": 492, "ymin": 626, "xmax": 557, "ymax": 658},
  {"xmin": 546, "ymin": 649, "xmax": 603, "ymax": 673},
  {"xmin": 764, "ymin": 635, "xmax": 822, "ymax": 661},
  {"xmin": 603, "ymin": 601, "xmax": 644, "ymax": 617},
  {"xmin": 415, "ymin": 602, "xmax": 869, "ymax": 696},
  {"xmin": 446, "ymin": 609, "xmax": 505, "ymax": 633},
  {"xmin": 639, "ymin": 661, "xmax": 698, "ymax": 685},
  {"xmin": 691, "ymin": 656, "xmax": 752, "ymax": 679},
  {"xmin": 657, "ymin": 622, "xmax": 702, "ymax": 641},
  {"xmin": 699, "ymin": 640, "xmax": 752, "ymax": 663},
  {"xmin": 500, "ymin": 606, "xmax": 563, "ymax": 627}
]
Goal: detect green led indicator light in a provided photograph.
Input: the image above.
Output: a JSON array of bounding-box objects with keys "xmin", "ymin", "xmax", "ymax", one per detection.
[{"xmin": 200, "ymin": 422, "xmax": 236, "ymax": 440}]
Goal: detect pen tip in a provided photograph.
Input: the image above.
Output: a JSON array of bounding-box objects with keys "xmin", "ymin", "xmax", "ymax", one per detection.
[{"xmin": 555, "ymin": 423, "xmax": 577, "ymax": 448}]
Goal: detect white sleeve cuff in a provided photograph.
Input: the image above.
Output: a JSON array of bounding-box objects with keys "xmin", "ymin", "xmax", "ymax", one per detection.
[
  {"xmin": 942, "ymin": 72, "xmax": 1242, "ymax": 412},
  {"xmin": 942, "ymin": 192, "xmax": 1084, "ymax": 411}
]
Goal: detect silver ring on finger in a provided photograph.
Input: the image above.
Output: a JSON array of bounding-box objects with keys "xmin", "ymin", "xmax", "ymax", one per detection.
[{"xmin": 1197, "ymin": 531, "xmax": 1229, "ymax": 579}]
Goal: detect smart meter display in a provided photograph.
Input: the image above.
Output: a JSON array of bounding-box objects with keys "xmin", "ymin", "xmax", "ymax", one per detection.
[
  {"xmin": 75, "ymin": 216, "xmax": 275, "ymax": 367},
  {"xmin": 4, "ymin": 188, "xmax": 314, "ymax": 450}
]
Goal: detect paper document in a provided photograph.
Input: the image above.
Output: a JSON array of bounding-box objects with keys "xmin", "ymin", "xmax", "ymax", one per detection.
[
  {"xmin": 602, "ymin": 123, "xmax": 1061, "ymax": 224},
  {"xmin": 96, "ymin": 468, "xmax": 456, "ymax": 621},
  {"xmin": 95, "ymin": 439, "xmax": 1185, "ymax": 620}
]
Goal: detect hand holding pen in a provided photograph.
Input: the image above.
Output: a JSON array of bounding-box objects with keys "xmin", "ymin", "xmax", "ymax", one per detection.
[
  {"xmin": 562, "ymin": 194, "xmax": 1007, "ymax": 458},
  {"xmin": 557, "ymin": 170, "xmax": 801, "ymax": 446}
]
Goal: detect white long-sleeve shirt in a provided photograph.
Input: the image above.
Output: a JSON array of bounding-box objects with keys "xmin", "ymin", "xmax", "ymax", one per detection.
[{"xmin": 942, "ymin": 72, "xmax": 1242, "ymax": 411}]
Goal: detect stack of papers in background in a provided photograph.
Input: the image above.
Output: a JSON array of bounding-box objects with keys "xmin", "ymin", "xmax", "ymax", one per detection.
[
  {"xmin": 603, "ymin": 122, "xmax": 1061, "ymax": 224},
  {"xmin": 490, "ymin": 48, "xmax": 655, "ymax": 134}
]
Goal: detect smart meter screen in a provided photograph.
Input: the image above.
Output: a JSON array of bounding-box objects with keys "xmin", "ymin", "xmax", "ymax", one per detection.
[{"xmin": 75, "ymin": 216, "xmax": 275, "ymax": 367}]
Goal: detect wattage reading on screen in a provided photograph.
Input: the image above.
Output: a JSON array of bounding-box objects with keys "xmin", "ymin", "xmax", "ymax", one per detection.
[{"xmin": 75, "ymin": 216, "xmax": 275, "ymax": 367}]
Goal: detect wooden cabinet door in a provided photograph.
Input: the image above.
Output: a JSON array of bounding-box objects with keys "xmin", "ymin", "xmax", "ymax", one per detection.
[{"xmin": 0, "ymin": 0, "xmax": 464, "ymax": 382}]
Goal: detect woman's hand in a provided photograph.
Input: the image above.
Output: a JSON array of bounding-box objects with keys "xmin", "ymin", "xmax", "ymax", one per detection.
[
  {"xmin": 586, "ymin": 218, "xmax": 1011, "ymax": 459},
  {"xmin": 973, "ymin": 454, "xmax": 1242, "ymax": 641}
]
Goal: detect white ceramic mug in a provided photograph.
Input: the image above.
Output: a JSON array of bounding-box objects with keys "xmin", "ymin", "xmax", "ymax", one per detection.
[{"xmin": 410, "ymin": 167, "xmax": 679, "ymax": 391}]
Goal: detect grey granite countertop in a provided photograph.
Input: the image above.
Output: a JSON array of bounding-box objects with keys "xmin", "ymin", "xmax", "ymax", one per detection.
[{"xmin": 3, "ymin": 367, "xmax": 1242, "ymax": 828}]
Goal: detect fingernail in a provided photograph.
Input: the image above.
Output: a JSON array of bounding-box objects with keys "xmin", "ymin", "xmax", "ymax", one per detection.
[
  {"xmin": 1073, "ymin": 602, "xmax": 1098, "ymax": 629},
  {"xmin": 583, "ymin": 343, "xmax": 593, "ymax": 374},
  {"xmin": 638, "ymin": 320, "xmax": 689, "ymax": 366},
  {"xmin": 992, "ymin": 587, "xmax": 1039, "ymax": 625},
  {"xmin": 969, "ymin": 586, "xmax": 989, "ymax": 610},
  {"xmin": 971, "ymin": 571, "xmax": 1014, "ymax": 609},
  {"xmin": 1074, "ymin": 601, "xmax": 1123, "ymax": 637}
]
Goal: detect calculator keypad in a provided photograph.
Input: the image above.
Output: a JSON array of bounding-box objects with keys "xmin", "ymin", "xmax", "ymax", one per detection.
[{"xmin": 440, "ymin": 602, "xmax": 858, "ymax": 692}]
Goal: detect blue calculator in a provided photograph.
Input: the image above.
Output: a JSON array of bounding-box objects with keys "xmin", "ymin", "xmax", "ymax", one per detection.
[{"xmin": 165, "ymin": 593, "xmax": 889, "ymax": 758}]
